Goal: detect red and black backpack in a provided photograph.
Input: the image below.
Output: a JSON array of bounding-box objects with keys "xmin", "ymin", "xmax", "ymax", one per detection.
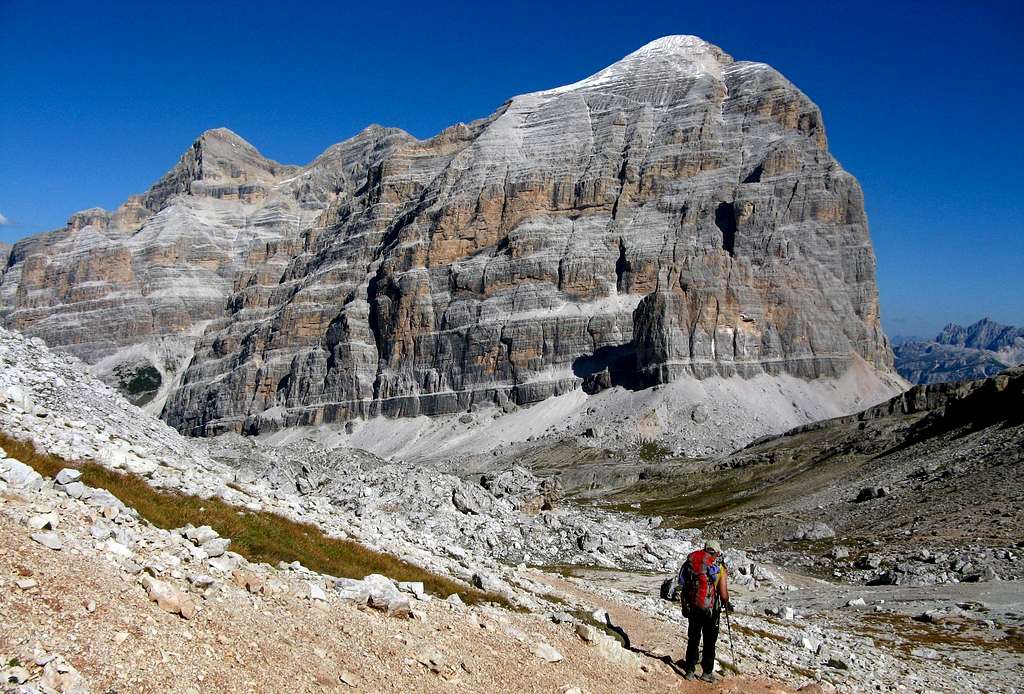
[{"xmin": 678, "ymin": 549, "xmax": 722, "ymax": 614}]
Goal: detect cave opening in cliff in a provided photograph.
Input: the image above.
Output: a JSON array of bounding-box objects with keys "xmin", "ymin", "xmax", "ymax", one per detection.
[
  {"xmin": 615, "ymin": 241, "xmax": 628, "ymax": 291},
  {"xmin": 572, "ymin": 343, "xmax": 641, "ymax": 393},
  {"xmin": 716, "ymin": 202, "xmax": 737, "ymax": 256}
]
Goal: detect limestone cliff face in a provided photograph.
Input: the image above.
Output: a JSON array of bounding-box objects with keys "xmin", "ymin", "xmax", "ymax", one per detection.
[
  {"xmin": 0, "ymin": 126, "xmax": 412, "ymax": 410},
  {"xmin": 0, "ymin": 36, "xmax": 895, "ymax": 435}
]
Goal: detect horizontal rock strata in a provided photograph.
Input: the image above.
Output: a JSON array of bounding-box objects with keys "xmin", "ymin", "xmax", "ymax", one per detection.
[{"xmin": 0, "ymin": 36, "xmax": 895, "ymax": 435}]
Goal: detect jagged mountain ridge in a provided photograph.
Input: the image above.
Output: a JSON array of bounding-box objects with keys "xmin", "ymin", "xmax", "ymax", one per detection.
[
  {"xmin": 937, "ymin": 318, "xmax": 1024, "ymax": 355},
  {"xmin": 0, "ymin": 125, "xmax": 414, "ymax": 411},
  {"xmin": 894, "ymin": 318, "xmax": 1024, "ymax": 384},
  {"xmin": 0, "ymin": 36, "xmax": 898, "ymax": 438}
]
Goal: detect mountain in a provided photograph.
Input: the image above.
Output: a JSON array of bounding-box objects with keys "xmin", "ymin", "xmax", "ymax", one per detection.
[
  {"xmin": 894, "ymin": 318, "xmax": 1024, "ymax": 384},
  {"xmin": 937, "ymin": 317, "xmax": 1024, "ymax": 356},
  {"xmin": 0, "ymin": 125, "xmax": 412, "ymax": 410},
  {"xmin": 0, "ymin": 36, "xmax": 900, "ymax": 443}
]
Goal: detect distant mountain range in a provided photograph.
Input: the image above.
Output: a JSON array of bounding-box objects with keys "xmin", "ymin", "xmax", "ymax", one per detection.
[{"xmin": 894, "ymin": 318, "xmax": 1024, "ymax": 384}]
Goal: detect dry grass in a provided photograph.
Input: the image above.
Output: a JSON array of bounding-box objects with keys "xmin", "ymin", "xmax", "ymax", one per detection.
[{"xmin": 1, "ymin": 432, "xmax": 510, "ymax": 607}]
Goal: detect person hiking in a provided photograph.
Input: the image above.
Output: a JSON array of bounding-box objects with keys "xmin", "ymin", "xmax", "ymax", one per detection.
[{"xmin": 679, "ymin": 539, "xmax": 732, "ymax": 683}]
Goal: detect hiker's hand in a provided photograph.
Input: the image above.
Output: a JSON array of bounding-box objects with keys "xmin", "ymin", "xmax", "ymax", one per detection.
[{"xmin": 724, "ymin": 601, "xmax": 734, "ymax": 613}]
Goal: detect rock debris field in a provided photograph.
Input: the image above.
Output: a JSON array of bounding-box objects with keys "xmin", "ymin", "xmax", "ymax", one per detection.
[{"xmin": 1, "ymin": 327, "xmax": 1021, "ymax": 693}]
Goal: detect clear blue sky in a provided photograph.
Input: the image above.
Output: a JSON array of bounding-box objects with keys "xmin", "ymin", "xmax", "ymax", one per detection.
[{"xmin": 1, "ymin": 0, "xmax": 1021, "ymax": 338}]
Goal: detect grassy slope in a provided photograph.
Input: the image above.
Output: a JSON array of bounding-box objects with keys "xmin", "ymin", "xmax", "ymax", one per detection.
[{"xmin": 1, "ymin": 431, "xmax": 509, "ymax": 607}]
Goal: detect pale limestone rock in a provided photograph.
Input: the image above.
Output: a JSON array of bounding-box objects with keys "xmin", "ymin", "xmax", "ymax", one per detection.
[
  {"xmin": 31, "ymin": 531, "xmax": 62, "ymax": 550},
  {"xmin": 533, "ymin": 643, "xmax": 564, "ymax": 663},
  {"xmin": 141, "ymin": 575, "xmax": 196, "ymax": 619},
  {"xmin": 0, "ymin": 36, "xmax": 897, "ymax": 440},
  {"xmin": 1, "ymin": 458, "xmax": 43, "ymax": 490},
  {"xmin": 55, "ymin": 468, "xmax": 82, "ymax": 485},
  {"xmin": 28, "ymin": 512, "xmax": 58, "ymax": 530}
]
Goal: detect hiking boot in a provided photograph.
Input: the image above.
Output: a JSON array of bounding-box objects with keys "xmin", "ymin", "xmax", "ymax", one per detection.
[
  {"xmin": 699, "ymin": 671, "xmax": 717, "ymax": 683},
  {"xmin": 684, "ymin": 670, "xmax": 697, "ymax": 681}
]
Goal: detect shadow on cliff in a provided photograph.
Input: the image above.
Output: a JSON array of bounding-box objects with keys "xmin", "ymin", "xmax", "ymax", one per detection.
[{"xmin": 572, "ymin": 344, "xmax": 643, "ymax": 394}]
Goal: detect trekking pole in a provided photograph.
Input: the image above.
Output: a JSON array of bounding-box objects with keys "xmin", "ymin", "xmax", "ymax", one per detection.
[{"xmin": 724, "ymin": 608, "xmax": 738, "ymax": 669}]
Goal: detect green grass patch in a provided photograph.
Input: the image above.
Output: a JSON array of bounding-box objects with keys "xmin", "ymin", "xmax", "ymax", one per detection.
[{"xmin": 1, "ymin": 432, "xmax": 510, "ymax": 608}]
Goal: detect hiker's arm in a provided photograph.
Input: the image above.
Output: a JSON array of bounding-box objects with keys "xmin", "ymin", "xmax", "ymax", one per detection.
[{"xmin": 719, "ymin": 567, "xmax": 730, "ymax": 605}]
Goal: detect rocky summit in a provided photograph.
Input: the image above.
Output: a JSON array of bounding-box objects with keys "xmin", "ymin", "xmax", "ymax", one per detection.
[{"xmin": 0, "ymin": 36, "xmax": 899, "ymax": 442}]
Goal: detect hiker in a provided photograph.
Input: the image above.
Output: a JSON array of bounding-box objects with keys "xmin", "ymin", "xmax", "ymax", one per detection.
[{"xmin": 679, "ymin": 539, "xmax": 732, "ymax": 683}]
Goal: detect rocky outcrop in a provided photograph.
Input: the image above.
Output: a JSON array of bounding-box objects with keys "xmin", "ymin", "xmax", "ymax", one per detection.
[
  {"xmin": 0, "ymin": 36, "xmax": 896, "ymax": 435},
  {"xmin": 894, "ymin": 318, "xmax": 1024, "ymax": 384},
  {"xmin": 0, "ymin": 127, "xmax": 413, "ymax": 414}
]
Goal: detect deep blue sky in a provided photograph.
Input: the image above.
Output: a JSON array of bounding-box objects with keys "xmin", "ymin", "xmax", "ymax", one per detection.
[{"xmin": 1, "ymin": 1, "xmax": 1021, "ymax": 338}]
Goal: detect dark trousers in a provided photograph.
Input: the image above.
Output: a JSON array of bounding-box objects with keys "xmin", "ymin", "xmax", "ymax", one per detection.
[{"xmin": 684, "ymin": 608, "xmax": 720, "ymax": 674}]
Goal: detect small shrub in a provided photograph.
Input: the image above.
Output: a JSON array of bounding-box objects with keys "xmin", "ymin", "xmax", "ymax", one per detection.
[
  {"xmin": 638, "ymin": 440, "xmax": 671, "ymax": 462},
  {"xmin": 114, "ymin": 364, "xmax": 162, "ymax": 396},
  {"xmin": 1, "ymin": 431, "xmax": 508, "ymax": 607}
]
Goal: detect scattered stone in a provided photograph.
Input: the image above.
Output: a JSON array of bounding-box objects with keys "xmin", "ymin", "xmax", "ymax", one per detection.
[
  {"xmin": 31, "ymin": 531, "xmax": 62, "ymax": 551},
  {"xmin": 16, "ymin": 578, "xmax": 38, "ymax": 590},
  {"xmin": 0, "ymin": 458, "xmax": 44, "ymax": 490},
  {"xmin": 307, "ymin": 582, "xmax": 328, "ymax": 602},
  {"xmin": 690, "ymin": 404, "xmax": 710, "ymax": 424},
  {"xmin": 89, "ymin": 524, "xmax": 111, "ymax": 540},
  {"xmin": 3, "ymin": 665, "xmax": 31, "ymax": 684},
  {"xmin": 533, "ymin": 643, "xmax": 563, "ymax": 663},
  {"xmin": 766, "ymin": 605, "xmax": 796, "ymax": 620},
  {"xmin": 55, "ymin": 468, "xmax": 82, "ymax": 485},
  {"xmin": 335, "ymin": 578, "xmax": 370, "ymax": 605},
  {"xmin": 28, "ymin": 512, "xmax": 58, "ymax": 530},
  {"xmin": 231, "ymin": 571, "xmax": 265, "ymax": 594},
  {"xmin": 185, "ymin": 525, "xmax": 219, "ymax": 545},
  {"xmin": 786, "ymin": 522, "xmax": 835, "ymax": 541},
  {"xmin": 38, "ymin": 657, "xmax": 89, "ymax": 694},
  {"xmin": 867, "ymin": 570, "xmax": 898, "ymax": 586},
  {"xmin": 855, "ymin": 486, "xmax": 889, "ymax": 502},
  {"xmin": 855, "ymin": 554, "xmax": 883, "ymax": 570},
  {"xmin": 370, "ymin": 593, "xmax": 412, "ymax": 618},
  {"xmin": 60, "ymin": 481, "xmax": 87, "ymax": 499},
  {"xmin": 201, "ymin": 538, "xmax": 230, "ymax": 558},
  {"xmin": 846, "ymin": 598, "xmax": 867, "ymax": 608},
  {"xmin": 795, "ymin": 634, "xmax": 822, "ymax": 652},
  {"xmin": 188, "ymin": 574, "xmax": 216, "ymax": 591},
  {"xmin": 208, "ymin": 555, "xmax": 240, "ymax": 573},
  {"xmin": 575, "ymin": 623, "xmax": 598, "ymax": 642},
  {"xmin": 142, "ymin": 575, "xmax": 196, "ymax": 619},
  {"xmin": 104, "ymin": 539, "xmax": 133, "ymax": 558},
  {"xmin": 416, "ymin": 647, "xmax": 446, "ymax": 673}
]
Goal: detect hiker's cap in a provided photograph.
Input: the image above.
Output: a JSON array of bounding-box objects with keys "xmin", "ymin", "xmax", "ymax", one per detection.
[{"xmin": 704, "ymin": 539, "xmax": 723, "ymax": 554}]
